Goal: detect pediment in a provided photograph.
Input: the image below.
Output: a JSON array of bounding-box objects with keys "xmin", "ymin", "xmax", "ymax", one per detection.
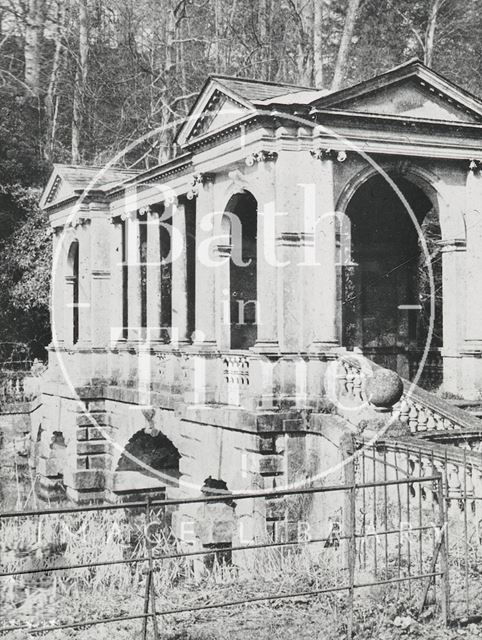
[
  {"xmin": 312, "ymin": 61, "xmax": 482, "ymax": 124},
  {"xmin": 41, "ymin": 170, "xmax": 73, "ymax": 209},
  {"xmin": 189, "ymin": 92, "xmax": 249, "ymax": 139},
  {"xmin": 176, "ymin": 80, "xmax": 254, "ymax": 146},
  {"xmin": 331, "ymin": 79, "xmax": 479, "ymax": 123},
  {"xmin": 40, "ymin": 164, "xmax": 138, "ymax": 210}
]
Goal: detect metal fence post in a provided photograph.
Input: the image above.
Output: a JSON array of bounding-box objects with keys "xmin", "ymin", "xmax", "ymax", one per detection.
[
  {"xmin": 347, "ymin": 482, "xmax": 356, "ymax": 640},
  {"xmin": 143, "ymin": 496, "xmax": 160, "ymax": 640},
  {"xmin": 437, "ymin": 474, "xmax": 450, "ymax": 625},
  {"xmin": 341, "ymin": 434, "xmax": 357, "ymax": 640}
]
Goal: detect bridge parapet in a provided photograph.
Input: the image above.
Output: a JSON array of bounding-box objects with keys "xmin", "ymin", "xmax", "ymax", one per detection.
[
  {"xmin": 356, "ymin": 434, "xmax": 482, "ymax": 516},
  {"xmin": 336, "ymin": 354, "xmax": 482, "ymax": 447}
]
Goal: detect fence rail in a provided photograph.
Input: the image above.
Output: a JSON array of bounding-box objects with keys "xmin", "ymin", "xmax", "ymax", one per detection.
[{"xmin": 0, "ymin": 474, "xmax": 448, "ymax": 640}]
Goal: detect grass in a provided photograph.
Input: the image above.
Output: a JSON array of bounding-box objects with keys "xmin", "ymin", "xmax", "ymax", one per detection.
[
  {"xmin": 1, "ymin": 502, "xmax": 477, "ymax": 640},
  {"xmin": 1, "ymin": 461, "xmax": 482, "ymax": 638}
]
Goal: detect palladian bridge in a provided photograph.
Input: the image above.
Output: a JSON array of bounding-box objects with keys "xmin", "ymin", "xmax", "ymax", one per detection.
[{"xmin": 34, "ymin": 59, "xmax": 482, "ymax": 540}]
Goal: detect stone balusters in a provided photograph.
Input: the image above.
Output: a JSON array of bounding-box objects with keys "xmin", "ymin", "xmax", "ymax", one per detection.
[
  {"xmin": 392, "ymin": 396, "xmax": 458, "ymax": 434},
  {"xmin": 222, "ymin": 353, "xmax": 250, "ymax": 406}
]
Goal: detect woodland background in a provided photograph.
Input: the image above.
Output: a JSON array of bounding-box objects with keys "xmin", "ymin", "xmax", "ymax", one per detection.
[{"xmin": 0, "ymin": 0, "xmax": 480, "ymax": 355}]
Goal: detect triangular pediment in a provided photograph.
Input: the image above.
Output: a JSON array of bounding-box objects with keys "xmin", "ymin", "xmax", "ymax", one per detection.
[
  {"xmin": 189, "ymin": 92, "xmax": 250, "ymax": 139},
  {"xmin": 176, "ymin": 79, "xmax": 255, "ymax": 146},
  {"xmin": 40, "ymin": 164, "xmax": 138, "ymax": 210},
  {"xmin": 312, "ymin": 60, "xmax": 482, "ymax": 124}
]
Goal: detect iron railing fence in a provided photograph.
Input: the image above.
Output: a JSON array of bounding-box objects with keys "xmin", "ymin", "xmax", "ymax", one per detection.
[
  {"xmin": 0, "ymin": 475, "xmax": 447, "ymax": 640},
  {"xmin": 359, "ymin": 439, "xmax": 482, "ymax": 622}
]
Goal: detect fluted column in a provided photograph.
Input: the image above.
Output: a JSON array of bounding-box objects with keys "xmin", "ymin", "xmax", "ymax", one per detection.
[
  {"xmin": 171, "ymin": 201, "xmax": 190, "ymax": 347},
  {"xmin": 191, "ymin": 174, "xmax": 217, "ymax": 348},
  {"xmin": 51, "ymin": 227, "xmax": 66, "ymax": 347},
  {"xmin": 125, "ymin": 212, "xmax": 142, "ymax": 342},
  {"xmin": 90, "ymin": 205, "xmax": 112, "ymax": 349},
  {"xmin": 253, "ymin": 156, "xmax": 279, "ymax": 353},
  {"xmin": 76, "ymin": 219, "xmax": 92, "ymax": 348},
  {"xmin": 465, "ymin": 164, "xmax": 482, "ymax": 346},
  {"xmin": 308, "ymin": 147, "xmax": 339, "ymax": 350},
  {"xmin": 440, "ymin": 238, "xmax": 466, "ymax": 357},
  {"xmin": 109, "ymin": 217, "xmax": 124, "ymax": 345},
  {"xmin": 146, "ymin": 208, "xmax": 162, "ymax": 342}
]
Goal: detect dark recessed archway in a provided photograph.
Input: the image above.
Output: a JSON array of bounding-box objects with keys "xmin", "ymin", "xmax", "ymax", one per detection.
[
  {"xmin": 66, "ymin": 241, "xmax": 79, "ymax": 345},
  {"xmin": 342, "ymin": 173, "xmax": 443, "ymax": 385},
  {"xmin": 115, "ymin": 430, "xmax": 180, "ymax": 499},
  {"xmin": 224, "ymin": 191, "xmax": 258, "ymax": 350}
]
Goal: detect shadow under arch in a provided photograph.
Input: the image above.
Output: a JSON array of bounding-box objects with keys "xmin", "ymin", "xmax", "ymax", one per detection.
[
  {"xmin": 338, "ymin": 168, "xmax": 444, "ymax": 388},
  {"xmin": 114, "ymin": 429, "xmax": 181, "ymax": 501},
  {"xmin": 222, "ymin": 190, "xmax": 258, "ymax": 350},
  {"xmin": 66, "ymin": 240, "xmax": 79, "ymax": 345}
]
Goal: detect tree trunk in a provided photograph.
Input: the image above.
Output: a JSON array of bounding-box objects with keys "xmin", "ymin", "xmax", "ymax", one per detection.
[
  {"xmin": 258, "ymin": 0, "xmax": 271, "ymax": 80},
  {"xmin": 425, "ymin": 0, "xmax": 443, "ymax": 67},
  {"xmin": 72, "ymin": 0, "xmax": 88, "ymax": 164},
  {"xmin": 313, "ymin": 0, "xmax": 323, "ymax": 88},
  {"xmin": 296, "ymin": 0, "xmax": 314, "ymax": 86},
  {"xmin": 331, "ymin": 0, "xmax": 362, "ymax": 91},
  {"xmin": 45, "ymin": 0, "xmax": 65, "ymax": 161},
  {"xmin": 24, "ymin": 0, "xmax": 43, "ymax": 97}
]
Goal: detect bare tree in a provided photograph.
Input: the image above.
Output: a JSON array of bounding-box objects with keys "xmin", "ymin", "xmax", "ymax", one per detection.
[
  {"xmin": 45, "ymin": 0, "xmax": 66, "ymax": 161},
  {"xmin": 331, "ymin": 0, "xmax": 362, "ymax": 91},
  {"xmin": 425, "ymin": 0, "xmax": 444, "ymax": 66},
  {"xmin": 291, "ymin": 0, "xmax": 314, "ymax": 86},
  {"xmin": 24, "ymin": 0, "xmax": 43, "ymax": 96},
  {"xmin": 72, "ymin": 0, "xmax": 88, "ymax": 164},
  {"xmin": 313, "ymin": 0, "xmax": 323, "ymax": 87}
]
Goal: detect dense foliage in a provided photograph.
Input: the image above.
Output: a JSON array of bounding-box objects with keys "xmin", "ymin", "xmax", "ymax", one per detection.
[{"xmin": 0, "ymin": 0, "xmax": 480, "ymax": 350}]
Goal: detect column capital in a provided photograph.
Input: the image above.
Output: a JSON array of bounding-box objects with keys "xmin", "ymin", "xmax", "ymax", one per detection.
[
  {"xmin": 120, "ymin": 210, "xmax": 137, "ymax": 222},
  {"xmin": 245, "ymin": 150, "xmax": 278, "ymax": 166},
  {"xmin": 187, "ymin": 172, "xmax": 215, "ymax": 199},
  {"xmin": 310, "ymin": 147, "xmax": 347, "ymax": 163}
]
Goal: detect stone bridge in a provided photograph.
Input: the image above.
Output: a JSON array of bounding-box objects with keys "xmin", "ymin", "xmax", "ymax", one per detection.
[{"xmin": 26, "ymin": 59, "xmax": 482, "ymax": 541}]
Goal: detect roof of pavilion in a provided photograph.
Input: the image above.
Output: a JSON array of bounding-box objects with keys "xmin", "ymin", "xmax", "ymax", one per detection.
[
  {"xmin": 41, "ymin": 58, "xmax": 482, "ymax": 212},
  {"xmin": 176, "ymin": 58, "xmax": 482, "ymax": 146}
]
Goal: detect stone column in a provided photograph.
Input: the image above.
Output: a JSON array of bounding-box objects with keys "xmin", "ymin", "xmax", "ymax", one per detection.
[
  {"xmin": 440, "ymin": 238, "xmax": 466, "ymax": 392},
  {"xmin": 192, "ymin": 174, "xmax": 217, "ymax": 349},
  {"xmin": 254, "ymin": 156, "xmax": 279, "ymax": 353},
  {"xmin": 441, "ymin": 239, "xmax": 466, "ymax": 355},
  {"xmin": 76, "ymin": 219, "xmax": 92, "ymax": 348},
  {"xmin": 214, "ymin": 244, "xmax": 231, "ymax": 350},
  {"xmin": 171, "ymin": 202, "xmax": 190, "ymax": 346},
  {"xmin": 146, "ymin": 208, "xmax": 162, "ymax": 343},
  {"xmin": 109, "ymin": 217, "xmax": 124, "ymax": 345},
  {"xmin": 125, "ymin": 212, "xmax": 142, "ymax": 342},
  {"xmin": 90, "ymin": 206, "xmax": 112, "ymax": 350},
  {"xmin": 465, "ymin": 166, "xmax": 482, "ymax": 346},
  {"xmin": 308, "ymin": 149, "xmax": 339, "ymax": 350},
  {"xmin": 51, "ymin": 227, "xmax": 66, "ymax": 347}
]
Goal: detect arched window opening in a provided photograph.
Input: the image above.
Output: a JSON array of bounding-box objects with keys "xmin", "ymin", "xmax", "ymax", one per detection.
[
  {"xmin": 342, "ymin": 173, "xmax": 442, "ymax": 387},
  {"xmin": 114, "ymin": 430, "xmax": 180, "ymax": 501},
  {"xmin": 224, "ymin": 192, "xmax": 258, "ymax": 350},
  {"xmin": 66, "ymin": 241, "xmax": 79, "ymax": 345}
]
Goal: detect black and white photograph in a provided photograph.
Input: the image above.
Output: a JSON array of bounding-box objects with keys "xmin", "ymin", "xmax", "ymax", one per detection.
[{"xmin": 0, "ymin": 1, "xmax": 481, "ymax": 638}]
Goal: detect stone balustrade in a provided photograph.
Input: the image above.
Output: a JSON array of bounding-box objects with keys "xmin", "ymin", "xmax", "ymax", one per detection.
[
  {"xmin": 338, "ymin": 354, "xmax": 482, "ymax": 443},
  {"xmin": 357, "ymin": 435, "xmax": 482, "ymax": 517},
  {"xmin": 222, "ymin": 353, "xmax": 250, "ymax": 387}
]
